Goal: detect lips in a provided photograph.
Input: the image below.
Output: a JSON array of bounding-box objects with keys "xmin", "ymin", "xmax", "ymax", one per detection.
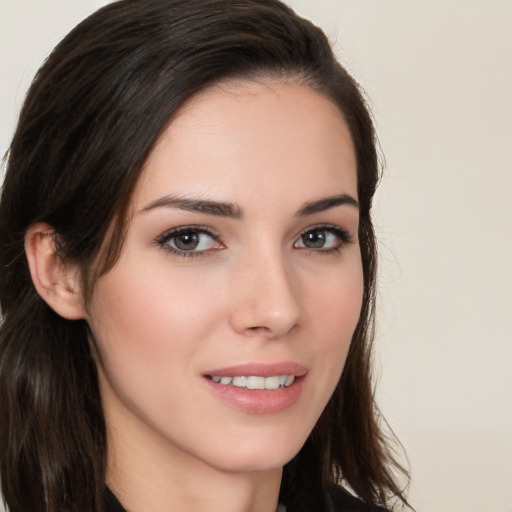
[{"xmin": 203, "ymin": 362, "xmax": 308, "ymax": 414}]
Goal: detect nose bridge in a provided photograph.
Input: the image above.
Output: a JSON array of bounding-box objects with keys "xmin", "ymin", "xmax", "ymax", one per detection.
[{"xmin": 229, "ymin": 241, "xmax": 302, "ymax": 338}]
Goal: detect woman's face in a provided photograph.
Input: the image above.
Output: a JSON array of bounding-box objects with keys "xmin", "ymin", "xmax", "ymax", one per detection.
[{"xmin": 86, "ymin": 81, "xmax": 363, "ymax": 475}]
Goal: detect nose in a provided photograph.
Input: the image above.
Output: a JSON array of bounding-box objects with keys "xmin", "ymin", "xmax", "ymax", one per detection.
[{"xmin": 228, "ymin": 250, "xmax": 303, "ymax": 339}]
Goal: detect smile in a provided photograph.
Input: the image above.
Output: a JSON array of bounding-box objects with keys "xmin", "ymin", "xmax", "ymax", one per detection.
[
  {"xmin": 210, "ymin": 375, "xmax": 295, "ymax": 389},
  {"xmin": 204, "ymin": 364, "xmax": 307, "ymax": 413}
]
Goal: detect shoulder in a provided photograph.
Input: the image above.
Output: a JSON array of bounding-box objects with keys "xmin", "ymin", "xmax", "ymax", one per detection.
[{"xmin": 325, "ymin": 484, "xmax": 388, "ymax": 512}]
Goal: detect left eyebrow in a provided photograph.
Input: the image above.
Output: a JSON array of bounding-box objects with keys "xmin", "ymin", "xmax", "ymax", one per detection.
[{"xmin": 296, "ymin": 194, "xmax": 359, "ymax": 216}]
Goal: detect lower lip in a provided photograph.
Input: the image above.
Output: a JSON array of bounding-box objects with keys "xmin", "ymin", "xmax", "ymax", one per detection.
[{"xmin": 203, "ymin": 376, "xmax": 306, "ymax": 414}]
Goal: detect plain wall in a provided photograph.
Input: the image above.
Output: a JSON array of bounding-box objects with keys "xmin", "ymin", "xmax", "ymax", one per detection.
[{"xmin": 1, "ymin": 1, "xmax": 511, "ymax": 511}]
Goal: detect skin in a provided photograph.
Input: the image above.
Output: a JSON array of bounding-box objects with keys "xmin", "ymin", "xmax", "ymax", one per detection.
[{"xmin": 84, "ymin": 80, "xmax": 363, "ymax": 512}]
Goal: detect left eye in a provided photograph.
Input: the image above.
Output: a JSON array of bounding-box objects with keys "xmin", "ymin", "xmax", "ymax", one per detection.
[
  {"xmin": 159, "ymin": 228, "xmax": 221, "ymax": 253},
  {"xmin": 294, "ymin": 227, "xmax": 348, "ymax": 251}
]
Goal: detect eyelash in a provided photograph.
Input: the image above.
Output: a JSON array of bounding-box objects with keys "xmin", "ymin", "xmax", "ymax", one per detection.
[
  {"xmin": 156, "ymin": 225, "xmax": 224, "ymax": 258},
  {"xmin": 294, "ymin": 224, "xmax": 352, "ymax": 255},
  {"xmin": 156, "ymin": 224, "xmax": 352, "ymax": 258}
]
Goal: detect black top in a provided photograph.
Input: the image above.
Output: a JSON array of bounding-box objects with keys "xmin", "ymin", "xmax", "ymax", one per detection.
[
  {"xmin": 325, "ymin": 486, "xmax": 387, "ymax": 511},
  {"xmin": 105, "ymin": 488, "xmax": 126, "ymax": 512},
  {"xmin": 105, "ymin": 485, "xmax": 386, "ymax": 512}
]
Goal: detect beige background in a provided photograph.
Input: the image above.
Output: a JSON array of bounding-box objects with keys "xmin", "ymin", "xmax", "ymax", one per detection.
[{"xmin": 1, "ymin": 1, "xmax": 511, "ymax": 511}]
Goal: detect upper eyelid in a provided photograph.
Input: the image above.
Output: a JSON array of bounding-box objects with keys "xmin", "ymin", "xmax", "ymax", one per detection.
[
  {"xmin": 300, "ymin": 223, "xmax": 346, "ymax": 231},
  {"xmin": 298, "ymin": 223, "xmax": 352, "ymax": 238},
  {"xmin": 157, "ymin": 225, "xmax": 221, "ymax": 242},
  {"xmin": 157, "ymin": 222, "xmax": 349, "ymax": 235}
]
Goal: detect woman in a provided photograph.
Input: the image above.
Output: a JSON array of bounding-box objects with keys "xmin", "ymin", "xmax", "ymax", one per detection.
[{"xmin": 0, "ymin": 1, "xmax": 410, "ymax": 511}]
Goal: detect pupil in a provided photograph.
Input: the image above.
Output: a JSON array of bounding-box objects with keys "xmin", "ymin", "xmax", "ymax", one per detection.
[
  {"xmin": 304, "ymin": 230, "xmax": 325, "ymax": 248},
  {"xmin": 175, "ymin": 232, "xmax": 199, "ymax": 250}
]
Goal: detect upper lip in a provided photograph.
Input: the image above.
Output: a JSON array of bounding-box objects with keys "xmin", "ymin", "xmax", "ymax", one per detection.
[{"xmin": 203, "ymin": 362, "xmax": 308, "ymax": 378}]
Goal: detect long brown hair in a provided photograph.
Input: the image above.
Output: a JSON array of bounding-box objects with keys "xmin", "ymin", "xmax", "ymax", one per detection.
[{"xmin": 0, "ymin": 1, "xmax": 409, "ymax": 510}]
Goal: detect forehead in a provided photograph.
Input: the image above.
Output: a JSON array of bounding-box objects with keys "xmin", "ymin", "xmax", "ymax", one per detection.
[{"xmin": 133, "ymin": 80, "xmax": 357, "ymax": 211}]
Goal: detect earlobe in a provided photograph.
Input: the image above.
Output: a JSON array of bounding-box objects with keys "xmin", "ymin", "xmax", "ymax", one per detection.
[{"xmin": 25, "ymin": 223, "xmax": 87, "ymax": 320}]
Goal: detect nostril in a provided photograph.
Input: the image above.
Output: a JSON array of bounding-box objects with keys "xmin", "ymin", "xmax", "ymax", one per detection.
[
  {"xmin": 244, "ymin": 323, "xmax": 299, "ymax": 338},
  {"xmin": 246, "ymin": 325, "xmax": 272, "ymax": 335}
]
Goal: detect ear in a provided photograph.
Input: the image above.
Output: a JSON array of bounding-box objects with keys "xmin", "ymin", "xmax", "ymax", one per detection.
[{"xmin": 25, "ymin": 223, "xmax": 87, "ymax": 320}]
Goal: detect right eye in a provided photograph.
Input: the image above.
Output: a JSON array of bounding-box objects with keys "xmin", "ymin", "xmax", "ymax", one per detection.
[{"xmin": 157, "ymin": 226, "xmax": 224, "ymax": 256}]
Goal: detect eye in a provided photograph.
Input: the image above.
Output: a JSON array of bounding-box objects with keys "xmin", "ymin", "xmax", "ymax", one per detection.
[
  {"xmin": 157, "ymin": 226, "xmax": 223, "ymax": 256},
  {"xmin": 294, "ymin": 225, "xmax": 351, "ymax": 252}
]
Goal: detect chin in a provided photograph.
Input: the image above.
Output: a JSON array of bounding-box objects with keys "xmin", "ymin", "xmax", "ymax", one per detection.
[{"xmin": 201, "ymin": 425, "xmax": 309, "ymax": 474}]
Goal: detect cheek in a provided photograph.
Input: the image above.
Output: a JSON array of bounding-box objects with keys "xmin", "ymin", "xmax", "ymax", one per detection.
[
  {"xmin": 309, "ymin": 258, "xmax": 364, "ymax": 340},
  {"xmin": 86, "ymin": 265, "xmax": 227, "ymax": 428},
  {"xmin": 89, "ymin": 260, "xmax": 222, "ymax": 351},
  {"xmin": 299, "ymin": 255, "xmax": 363, "ymax": 389}
]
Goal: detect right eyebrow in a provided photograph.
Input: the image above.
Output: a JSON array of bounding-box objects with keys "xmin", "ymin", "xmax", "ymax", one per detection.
[{"xmin": 139, "ymin": 194, "xmax": 243, "ymax": 219}]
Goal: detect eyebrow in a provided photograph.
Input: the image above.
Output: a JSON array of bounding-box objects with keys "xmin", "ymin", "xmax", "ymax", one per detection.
[
  {"xmin": 140, "ymin": 193, "xmax": 358, "ymax": 218},
  {"xmin": 140, "ymin": 195, "xmax": 243, "ymax": 218},
  {"xmin": 296, "ymin": 194, "xmax": 359, "ymax": 216}
]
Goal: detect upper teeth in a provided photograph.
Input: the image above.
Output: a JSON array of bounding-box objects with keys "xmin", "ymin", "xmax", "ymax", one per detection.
[{"xmin": 211, "ymin": 375, "xmax": 295, "ymax": 390}]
